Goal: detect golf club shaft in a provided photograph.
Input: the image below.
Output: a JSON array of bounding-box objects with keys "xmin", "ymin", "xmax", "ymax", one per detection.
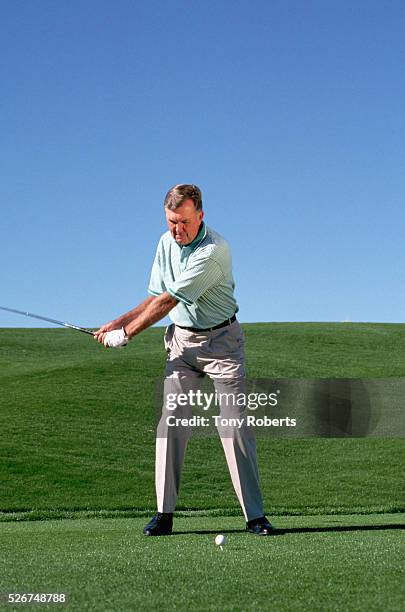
[{"xmin": 0, "ymin": 306, "xmax": 94, "ymax": 335}]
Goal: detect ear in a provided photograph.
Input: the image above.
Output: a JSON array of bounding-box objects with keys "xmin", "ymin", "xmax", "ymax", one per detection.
[{"xmin": 199, "ymin": 210, "xmax": 204, "ymax": 222}]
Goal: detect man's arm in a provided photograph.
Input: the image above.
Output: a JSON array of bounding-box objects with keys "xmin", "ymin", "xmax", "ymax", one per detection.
[
  {"xmin": 110, "ymin": 296, "xmax": 157, "ymax": 329},
  {"xmin": 94, "ymin": 292, "xmax": 177, "ymax": 344},
  {"xmin": 124, "ymin": 292, "xmax": 178, "ymax": 339}
]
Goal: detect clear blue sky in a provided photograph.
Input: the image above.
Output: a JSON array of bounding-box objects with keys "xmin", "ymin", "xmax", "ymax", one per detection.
[{"xmin": 1, "ymin": 0, "xmax": 404, "ymax": 328}]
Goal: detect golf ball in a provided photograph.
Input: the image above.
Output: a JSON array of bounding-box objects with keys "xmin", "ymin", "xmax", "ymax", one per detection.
[{"xmin": 215, "ymin": 534, "xmax": 226, "ymax": 548}]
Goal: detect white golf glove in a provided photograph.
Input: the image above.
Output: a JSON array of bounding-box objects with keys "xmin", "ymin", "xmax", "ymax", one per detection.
[{"xmin": 103, "ymin": 328, "xmax": 128, "ymax": 348}]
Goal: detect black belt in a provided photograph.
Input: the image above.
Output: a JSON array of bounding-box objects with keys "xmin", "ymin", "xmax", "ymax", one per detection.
[{"xmin": 176, "ymin": 314, "xmax": 236, "ymax": 333}]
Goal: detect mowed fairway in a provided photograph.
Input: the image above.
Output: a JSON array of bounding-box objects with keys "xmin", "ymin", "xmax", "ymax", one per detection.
[
  {"xmin": 1, "ymin": 323, "xmax": 404, "ymax": 610},
  {"xmin": 0, "ymin": 515, "xmax": 403, "ymax": 611}
]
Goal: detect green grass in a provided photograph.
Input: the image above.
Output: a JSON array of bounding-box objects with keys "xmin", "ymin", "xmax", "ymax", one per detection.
[
  {"xmin": 0, "ymin": 324, "xmax": 404, "ymax": 516},
  {"xmin": 1, "ymin": 324, "xmax": 404, "ymax": 610},
  {"xmin": 0, "ymin": 515, "xmax": 403, "ymax": 611}
]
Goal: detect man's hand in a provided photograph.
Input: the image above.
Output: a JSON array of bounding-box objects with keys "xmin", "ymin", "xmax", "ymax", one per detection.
[
  {"xmin": 94, "ymin": 326, "xmax": 128, "ymax": 348},
  {"xmin": 94, "ymin": 321, "xmax": 124, "ymax": 346},
  {"xmin": 93, "ymin": 292, "xmax": 177, "ymax": 346},
  {"xmin": 102, "ymin": 328, "xmax": 128, "ymax": 348}
]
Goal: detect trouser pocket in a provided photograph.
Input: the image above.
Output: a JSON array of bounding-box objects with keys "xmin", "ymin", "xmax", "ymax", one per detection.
[{"xmin": 164, "ymin": 324, "xmax": 175, "ymax": 356}]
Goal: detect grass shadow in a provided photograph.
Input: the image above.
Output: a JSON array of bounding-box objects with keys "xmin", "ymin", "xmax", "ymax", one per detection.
[
  {"xmin": 278, "ymin": 523, "xmax": 404, "ymax": 535},
  {"xmin": 172, "ymin": 524, "xmax": 404, "ymax": 536},
  {"xmin": 172, "ymin": 528, "xmax": 283, "ymax": 536}
]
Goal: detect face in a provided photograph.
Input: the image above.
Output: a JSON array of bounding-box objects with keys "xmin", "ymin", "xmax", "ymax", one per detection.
[{"xmin": 165, "ymin": 199, "xmax": 204, "ymax": 246}]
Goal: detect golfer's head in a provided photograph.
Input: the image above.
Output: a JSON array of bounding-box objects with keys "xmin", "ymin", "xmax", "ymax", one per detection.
[{"xmin": 164, "ymin": 184, "xmax": 204, "ymax": 246}]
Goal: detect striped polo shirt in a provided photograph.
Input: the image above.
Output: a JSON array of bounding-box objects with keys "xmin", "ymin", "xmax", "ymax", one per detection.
[{"xmin": 148, "ymin": 222, "xmax": 239, "ymax": 328}]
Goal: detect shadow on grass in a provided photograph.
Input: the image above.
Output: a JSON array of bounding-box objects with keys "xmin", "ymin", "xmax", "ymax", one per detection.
[
  {"xmin": 278, "ymin": 523, "xmax": 404, "ymax": 535},
  {"xmin": 173, "ymin": 528, "xmax": 256, "ymax": 536},
  {"xmin": 172, "ymin": 524, "xmax": 404, "ymax": 536}
]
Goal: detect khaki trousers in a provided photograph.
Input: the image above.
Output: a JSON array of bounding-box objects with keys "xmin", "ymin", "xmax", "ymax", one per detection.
[{"xmin": 155, "ymin": 320, "xmax": 264, "ymax": 521}]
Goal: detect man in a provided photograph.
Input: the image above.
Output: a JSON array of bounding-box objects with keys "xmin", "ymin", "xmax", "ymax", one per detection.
[{"xmin": 94, "ymin": 184, "xmax": 276, "ymax": 536}]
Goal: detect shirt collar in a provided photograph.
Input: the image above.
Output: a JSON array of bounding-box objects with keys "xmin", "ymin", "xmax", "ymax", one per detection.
[{"xmin": 176, "ymin": 222, "xmax": 207, "ymax": 251}]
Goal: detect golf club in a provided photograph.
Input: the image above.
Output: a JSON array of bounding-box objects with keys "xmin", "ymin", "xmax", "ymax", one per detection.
[{"xmin": 0, "ymin": 306, "xmax": 95, "ymax": 335}]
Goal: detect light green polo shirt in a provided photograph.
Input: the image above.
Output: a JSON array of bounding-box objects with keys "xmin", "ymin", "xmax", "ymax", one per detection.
[{"xmin": 148, "ymin": 222, "xmax": 239, "ymax": 328}]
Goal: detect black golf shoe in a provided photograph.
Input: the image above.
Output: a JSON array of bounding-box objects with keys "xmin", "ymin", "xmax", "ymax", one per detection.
[
  {"xmin": 246, "ymin": 516, "xmax": 278, "ymax": 536},
  {"xmin": 143, "ymin": 512, "xmax": 173, "ymax": 536}
]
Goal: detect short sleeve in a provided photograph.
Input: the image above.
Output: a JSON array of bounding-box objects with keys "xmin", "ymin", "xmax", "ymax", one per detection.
[
  {"xmin": 167, "ymin": 254, "xmax": 223, "ymax": 306},
  {"xmin": 148, "ymin": 241, "xmax": 166, "ymax": 296}
]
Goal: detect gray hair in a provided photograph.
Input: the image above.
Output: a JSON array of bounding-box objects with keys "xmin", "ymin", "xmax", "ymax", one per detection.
[{"xmin": 164, "ymin": 184, "xmax": 203, "ymax": 211}]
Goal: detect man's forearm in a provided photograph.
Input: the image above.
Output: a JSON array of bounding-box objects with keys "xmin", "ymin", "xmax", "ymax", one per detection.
[
  {"xmin": 125, "ymin": 292, "xmax": 178, "ymax": 338},
  {"xmin": 113, "ymin": 296, "xmax": 156, "ymax": 328}
]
